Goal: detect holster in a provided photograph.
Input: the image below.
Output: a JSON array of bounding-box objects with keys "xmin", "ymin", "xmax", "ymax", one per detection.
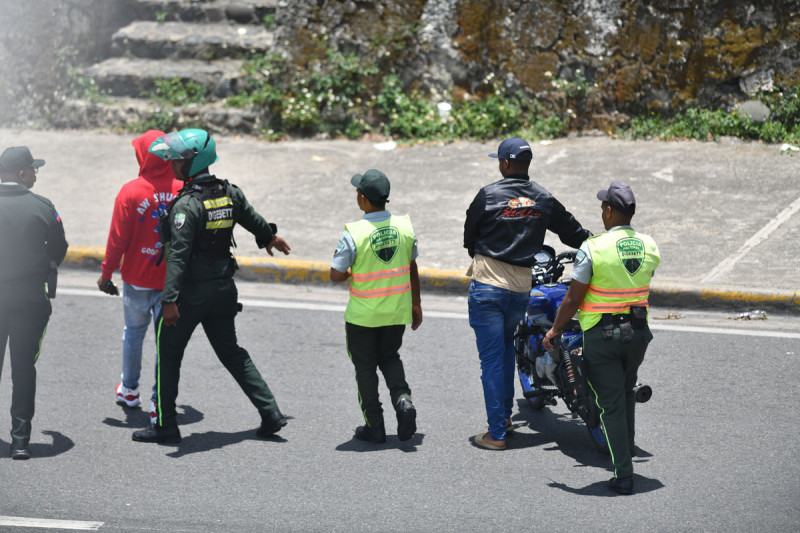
[
  {"xmin": 630, "ymin": 305, "xmax": 648, "ymax": 330},
  {"xmin": 619, "ymin": 321, "xmax": 633, "ymax": 344},
  {"xmin": 601, "ymin": 314, "xmax": 614, "ymax": 340}
]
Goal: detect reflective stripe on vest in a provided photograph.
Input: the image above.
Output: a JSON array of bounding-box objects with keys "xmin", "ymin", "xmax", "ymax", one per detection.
[
  {"xmin": 578, "ymin": 228, "xmax": 660, "ymax": 331},
  {"xmin": 343, "ymin": 215, "xmax": 415, "ymax": 327},
  {"xmin": 203, "ymin": 196, "xmax": 234, "ymax": 230}
]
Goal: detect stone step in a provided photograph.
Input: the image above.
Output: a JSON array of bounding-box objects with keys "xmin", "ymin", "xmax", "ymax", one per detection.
[
  {"xmin": 129, "ymin": 0, "xmax": 278, "ymax": 25},
  {"xmin": 84, "ymin": 57, "xmax": 245, "ymax": 100},
  {"xmin": 111, "ymin": 21, "xmax": 275, "ymax": 60},
  {"xmin": 52, "ymin": 97, "xmax": 268, "ymax": 136}
]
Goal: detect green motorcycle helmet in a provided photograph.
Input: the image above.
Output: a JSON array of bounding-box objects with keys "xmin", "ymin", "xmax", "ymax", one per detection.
[{"xmin": 148, "ymin": 128, "xmax": 220, "ymax": 179}]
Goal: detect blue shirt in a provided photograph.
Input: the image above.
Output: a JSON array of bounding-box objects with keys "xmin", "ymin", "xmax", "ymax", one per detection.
[{"xmin": 331, "ymin": 210, "xmax": 419, "ymax": 272}]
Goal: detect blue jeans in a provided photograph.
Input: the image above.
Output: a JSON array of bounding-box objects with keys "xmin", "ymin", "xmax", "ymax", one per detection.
[
  {"xmin": 122, "ymin": 282, "xmax": 161, "ymax": 403},
  {"xmin": 468, "ymin": 280, "xmax": 529, "ymax": 441}
]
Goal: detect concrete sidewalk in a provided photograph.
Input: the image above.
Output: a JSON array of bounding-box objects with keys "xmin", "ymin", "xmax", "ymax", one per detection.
[{"xmin": 1, "ymin": 128, "xmax": 797, "ymax": 314}]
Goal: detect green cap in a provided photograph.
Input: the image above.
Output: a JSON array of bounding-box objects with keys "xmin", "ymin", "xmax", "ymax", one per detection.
[
  {"xmin": 0, "ymin": 146, "xmax": 45, "ymax": 174},
  {"xmin": 351, "ymin": 169, "xmax": 390, "ymax": 203}
]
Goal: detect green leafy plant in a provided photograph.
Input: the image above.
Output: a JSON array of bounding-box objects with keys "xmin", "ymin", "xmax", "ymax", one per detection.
[
  {"xmin": 550, "ymin": 69, "xmax": 593, "ymax": 100},
  {"xmin": 620, "ymin": 87, "xmax": 800, "ymax": 144},
  {"xmin": 150, "ymin": 77, "xmax": 207, "ymax": 107},
  {"xmin": 155, "ymin": 11, "xmax": 167, "ymax": 23},
  {"xmin": 54, "ymin": 46, "xmax": 103, "ymax": 101},
  {"xmin": 263, "ymin": 13, "xmax": 276, "ymax": 30}
]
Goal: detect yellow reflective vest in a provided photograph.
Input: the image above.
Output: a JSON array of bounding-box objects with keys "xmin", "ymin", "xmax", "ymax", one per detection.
[
  {"xmin": 578, "ymin": 228, "xmax": 660, "ymax": 331},
  {"xmin": 344, "ymin": 215, "xmax": 415, "ymax": 327}
]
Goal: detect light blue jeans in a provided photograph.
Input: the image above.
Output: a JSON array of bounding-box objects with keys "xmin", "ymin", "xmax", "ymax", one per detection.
[
  {"xmin": 122, "ymin": 282, "xmax": 161, "ymax": 403},
  {"xmin": 468, "ymin": 280, "xmax": 529, "ymax": 441}
]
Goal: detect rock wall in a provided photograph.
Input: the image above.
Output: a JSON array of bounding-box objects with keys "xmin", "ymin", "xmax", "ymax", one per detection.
[
  {"xmin": 1, "ymin": 0, "xmax": 798, "ymax": 131},
  {"xmin": 0, "ymin": 0, "xmax": 137, "ymax": 126},
  {"xmin": 275, "ymin": 0, "xmax": 800, "ymax": 128}
]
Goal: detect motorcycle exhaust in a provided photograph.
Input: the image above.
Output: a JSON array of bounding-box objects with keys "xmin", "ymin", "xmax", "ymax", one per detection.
[{"xmin": 633, "ymin": 383, "xmax": 652, "ymax": 403}]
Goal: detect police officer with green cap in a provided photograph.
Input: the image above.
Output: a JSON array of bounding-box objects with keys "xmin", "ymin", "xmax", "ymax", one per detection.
[
  {"xmin": 132, "ymin": 129, "xmax": 291, "ymax": 444},
  {"xmin": 330, "ymin": 169, "xmax": 422, "ymax": 444},
  {"xmin": 543, "ymin": 180, "xmax": 660, "ymax": 495},
  {"xmin": 0, "ymin": 146, "xmax": 68, "ymax": 459}
]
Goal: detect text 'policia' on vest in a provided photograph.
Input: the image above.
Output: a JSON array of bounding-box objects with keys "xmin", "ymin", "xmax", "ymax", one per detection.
[{"xmin": 578, "ymin": 228, "xmax": 660, "ymax": 331}]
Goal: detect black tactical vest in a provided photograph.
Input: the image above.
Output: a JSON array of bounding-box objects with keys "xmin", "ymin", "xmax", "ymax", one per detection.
[
  {"xmin": 191, "ymin": 178, "xmax": 235, "ymax": 260},
  {"xmin": 156, "ymin": 178, "xmax": 236, "ymax": 266}
]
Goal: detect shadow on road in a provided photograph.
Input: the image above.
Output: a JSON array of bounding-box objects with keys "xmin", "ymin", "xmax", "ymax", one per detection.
[
  {"xmin": 512, "ymin": 399, "xmax": 609, "ymax": 469},
  {"xmin": 547, "ymin": 474, "xmax": 665, "ymax": 497},
  {"xmin": 102, "ymin": 404, "xmax": 205, "ymax": 428},
  {"xmin": 1, "ymin": 430, "xmax": 74, "ymax": 459},
  {"xmin": 165, "ymin": 429, "xmax": 288, "ymax": 458},
  {"xmin": 335, "ymin": 432, "xmax": 425, "ymax": 453}
]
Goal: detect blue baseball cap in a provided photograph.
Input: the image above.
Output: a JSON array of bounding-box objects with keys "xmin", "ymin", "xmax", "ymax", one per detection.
[{"xmin": 489, "ymin": 137, "xmax": 532, "ymax": 160}]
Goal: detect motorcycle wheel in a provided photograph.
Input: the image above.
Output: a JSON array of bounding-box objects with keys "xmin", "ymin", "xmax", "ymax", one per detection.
[
  {"xmin": 587, "ymin": 424, "xmax": 609, "ymax": 453},
  {"xmin": 514, "ymin": 322, "xmax": 546, "ymax": 410}
]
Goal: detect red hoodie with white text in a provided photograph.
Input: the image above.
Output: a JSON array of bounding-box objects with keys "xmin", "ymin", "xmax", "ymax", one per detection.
[{"xmin": 100, "ymin": 130, "xmax": 182, "ymax": 289}]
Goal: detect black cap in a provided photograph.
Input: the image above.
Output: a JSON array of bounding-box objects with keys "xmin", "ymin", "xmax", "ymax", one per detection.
[
  {"xmin": 351, "ymin": 169, "xmax": 390, "ymax": 203},
  {"xmin": 489, "ymin": 137, "xmax": 532, "ymax": 160},
  {"xmin": 0, "ymin": 146, "xmax": 45, "ymax": 174},
  {"xmin": 597, "ymin": 180, "xmax": 636, "ymax": 215}
]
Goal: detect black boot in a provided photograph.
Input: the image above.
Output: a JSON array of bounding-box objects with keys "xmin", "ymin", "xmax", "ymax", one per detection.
[
  {"xmin": 132, "ymin": 424, "xmax": 182, "ymax": 444},
  {"xmin": 608, "ymin": 476, "xmax": 634, "ymax": 495},
  {"xmin": 257, "ymin": 410, "xmax": 288, "ymax": 438},
  {"xmin": 395, "ymin": 397, "xmax": 417, "ymax": 441},
  {"xmin": 10, "ymin": 442, "xmax": 30, "ymax": 460},
  {"xmin": 354, "ymin": 424, "xmax": 386, "ymax": 443}
]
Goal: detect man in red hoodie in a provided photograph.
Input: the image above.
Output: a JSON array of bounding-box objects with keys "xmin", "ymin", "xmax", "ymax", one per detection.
[{"xmin": 97, "ymin": 130, "xmax": 181, "ymax": 421}]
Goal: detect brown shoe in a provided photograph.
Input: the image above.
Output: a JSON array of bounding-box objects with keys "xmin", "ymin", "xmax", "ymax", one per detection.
[{"xmin": 472, "ymin": 432, "xmax": 506, "ymax": 450}]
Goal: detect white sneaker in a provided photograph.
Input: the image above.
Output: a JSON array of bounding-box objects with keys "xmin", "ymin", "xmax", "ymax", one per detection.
[
  {"xmin": 115, "ymin": 383, "xmax": 141, "ymax": 407},
  {"xmin": 149, "ymin": 400, "xmax": 158, "ymax": 425}
]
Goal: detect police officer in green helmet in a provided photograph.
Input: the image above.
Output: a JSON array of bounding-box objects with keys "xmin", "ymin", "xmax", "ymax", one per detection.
[{"xmin": 132, "ymin": 129, "xmax": 291, "ymax": 444}]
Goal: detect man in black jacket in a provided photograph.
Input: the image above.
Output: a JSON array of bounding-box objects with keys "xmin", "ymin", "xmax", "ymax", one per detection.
[
  {"xmin": 464, "ymin": 137, "xmax": 590, "ymax": 450},
  {"xmin": 0, "ymin": 146, "xmax": 68, "ymax": 460}
]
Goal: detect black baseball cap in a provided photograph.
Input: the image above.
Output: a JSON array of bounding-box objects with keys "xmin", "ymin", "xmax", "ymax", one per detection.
[
  {"xmin": 0, "ymin": 146, "xmax": 45, "ymax": 174},
  {"xmin": 597, "ymin": 180, "xmax": 636, "ymax": 215},
  {"xmin": 351, "ymin": 169, "xmax": 390, "ymax": 203},
  {"xmin": 489, "ymin": 137, "xmax": 532, "ymax": 160}
]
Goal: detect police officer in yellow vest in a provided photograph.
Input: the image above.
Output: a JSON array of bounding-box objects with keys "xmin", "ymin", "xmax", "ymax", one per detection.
[
  {"xmin": 543, "ymin": 181, "xmax": 660, "ymax": 495},
  {"xmin": 330, "ymin": 169, "xmax": 422, "ymax": 444}
]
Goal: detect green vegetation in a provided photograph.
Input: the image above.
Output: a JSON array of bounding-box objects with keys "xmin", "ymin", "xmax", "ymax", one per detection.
[
  {"xmin": 125, "ymin": 77, "xmax": 207, "ymax": 132},
  {"xmin": 225, "ymin": 51, "xmax": 569, "ymax": 141},
  {"xmin": 155, "ymin": 11, "xmax": 168, "ymax": 23},
  {"xmin": 622, "ymin": 85, "xmax": 800, "ymax": 144},
  {"xmin": 262, "ymin": 13, "xmax": 276, "ymax": 30},
  {"xmin": 119, "ymin": 46, "xmax": 800, "ymax": 146},
  {"xmin": 54, "ymin": 46, "xmax": 104, "ymax": 102}
]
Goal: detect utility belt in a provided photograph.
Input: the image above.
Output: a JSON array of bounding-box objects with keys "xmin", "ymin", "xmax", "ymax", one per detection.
[{"xmin": 590, "ymin": 305, "xmax": 648, "ymax": 343}]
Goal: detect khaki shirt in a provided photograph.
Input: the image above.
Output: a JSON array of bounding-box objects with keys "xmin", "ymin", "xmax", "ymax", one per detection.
[{"xmin": 466, "ymin": 253, "xmax": 531, "ymax": 294}]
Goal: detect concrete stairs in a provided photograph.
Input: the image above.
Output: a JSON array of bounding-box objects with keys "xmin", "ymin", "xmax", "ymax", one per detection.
[{"xmin": 54, "ymin": 0, "xmax": 279, "ymax": 135}]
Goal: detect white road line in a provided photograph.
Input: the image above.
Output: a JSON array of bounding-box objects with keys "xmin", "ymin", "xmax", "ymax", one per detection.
[
  {"xmin": 702, "ymin": 194, "xmax": 800, "ymax": 283},
  {"xmin": 60, "ymin": 289, "xmax": 799, "ymax": 339},
  {"xmin": 0, "ymin": 516, "xmax": 103, "ymax": 530},
  {"xmin": 650, "ymin": 323, "xmax": 800, "ymax": 339}
]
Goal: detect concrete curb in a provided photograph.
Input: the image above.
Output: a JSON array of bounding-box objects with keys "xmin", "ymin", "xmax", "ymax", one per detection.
[{"xmin": 63, "ymin": 248, "xmax": 800, "ymax": 315}]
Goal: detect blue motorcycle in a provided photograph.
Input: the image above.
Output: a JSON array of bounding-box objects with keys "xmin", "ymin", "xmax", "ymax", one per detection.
[{"xmin": 513, "ymin": 245, "xmax": 652, "ymax": 451}]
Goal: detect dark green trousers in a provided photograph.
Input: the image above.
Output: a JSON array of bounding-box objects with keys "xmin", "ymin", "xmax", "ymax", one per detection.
[
  {"xmin": 154, "ymin": 279, "xmax": 278, "ymax": 428},
  {"xmin": 583, "ymin": 323, "xmax": 653, "ymax": 479},
  {"xmin": 345, "ymin": 323, "xmax": 410, "ymax": 428},
  {"xmin": 0, "ymin": 281, "xmax": 51, "ymax": 445}
]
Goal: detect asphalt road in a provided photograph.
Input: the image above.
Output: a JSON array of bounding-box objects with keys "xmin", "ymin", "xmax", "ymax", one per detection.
[{"xmin": 1, "ymin": 271, "xmax": 798, "ymax": 532}]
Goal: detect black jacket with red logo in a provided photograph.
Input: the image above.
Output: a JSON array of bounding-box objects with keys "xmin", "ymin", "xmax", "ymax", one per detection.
[{"xmin": 463, "ymin": 174, "xmax": 590, "ymax": 267}]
